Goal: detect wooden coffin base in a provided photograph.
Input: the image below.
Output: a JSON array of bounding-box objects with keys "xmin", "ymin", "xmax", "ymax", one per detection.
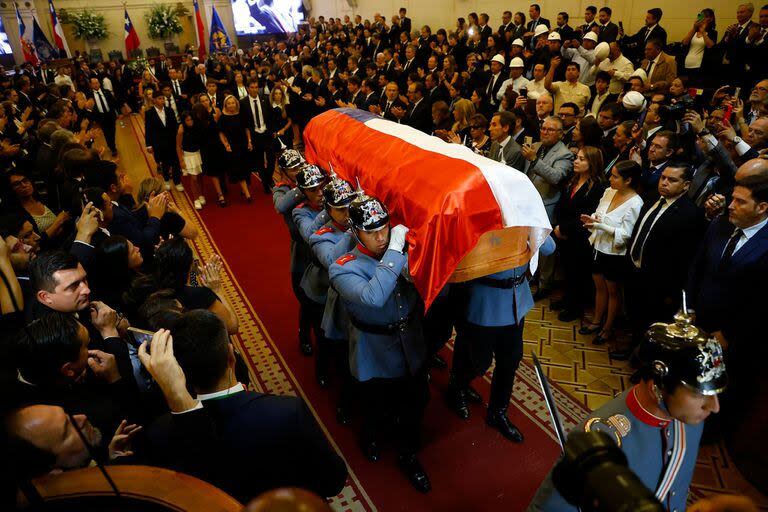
[{"xmin": 449, "ymin": 227, "xmax": 532, "ymax": 283}]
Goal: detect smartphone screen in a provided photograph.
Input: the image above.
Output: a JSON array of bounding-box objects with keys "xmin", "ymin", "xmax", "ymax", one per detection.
[
  {"xmin": 127, "ymin": 327, "xmax": 154, "ymax": 351},
  {"xmin": 524, "ymin": 136, "xmax": 533, "ymax": 146}
]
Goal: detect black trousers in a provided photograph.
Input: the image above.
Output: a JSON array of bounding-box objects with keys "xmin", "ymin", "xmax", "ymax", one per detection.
[
  {"xmin": 357, "ymin": 369, "xmax": 429, "ymax": 455},
  {"xmin": 251, "ymin": 134, "xmax": 275, "ymax": 191},
  {"xmin": 155, "ymin": 149, "xmax": 181, "ymax": 184},
  {"xmin": 559, "ymin": 237, "xmax": 593, "ymax": 314},
  {"xmin": 291, "ymin": 271, "xmax": 311, "ymax": 344},
  {"xmin": 100, "ymin": 114, "xmax": 117, "ymax": 152},
  {"xmin": 625, "ymin": 267, "xmax": 678, "ymax": 347},
  {"xmin": 453, "ymin": 320, "xmax": 524, "ymax": 411},
  {"xmin": 422, "ymin": 291, "xmax": 458, "ymax": 357},
  {"xmin": 305, "ymin": 298, "xmax": 330, "ymax": 375}
]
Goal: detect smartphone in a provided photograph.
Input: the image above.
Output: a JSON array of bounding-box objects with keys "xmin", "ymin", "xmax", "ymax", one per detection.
[
  {"xmin": 696, "ymin": 12, "xmax": 705, "ymax": 23},
  {"xmin": 524, "ymin": 136, "xmax": 533, "ymax": 146},
  {"xmin": 618, "ymin": 21, "xmax": 623, "ymax": 30},
  {"xmin": 635, "ymin": 108, "xmax": 649, "ymax": 131},
  {"xmin": 128, "ymin": 327, "xmax": 154, "ymax": 351},
  {"xmin": 733, "ymin": 87, "xmax": 741, "ymax": 99}
]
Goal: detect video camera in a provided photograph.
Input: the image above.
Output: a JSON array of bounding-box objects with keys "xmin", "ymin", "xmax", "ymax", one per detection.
[{"xmin": 552, "ymin": 431, "xmax": 664, "ymax": 512}]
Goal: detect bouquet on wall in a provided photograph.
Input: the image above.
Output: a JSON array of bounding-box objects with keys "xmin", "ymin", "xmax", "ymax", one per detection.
[
  {"xmin": 145, "ymin": 4, "xmax": 187, "ymax": 39},
  {"xmin": 127, "ymin": 56, "xmax": 149, "ymax": 72},
  {"xmin": 62, "ymin": 9, "xmax": 109, "ymax": 40}
]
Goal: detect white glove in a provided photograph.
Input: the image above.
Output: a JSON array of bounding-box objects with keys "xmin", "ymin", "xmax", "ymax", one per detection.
[
  {"xmin": 591, "ymin": 222, "xmax": 616, "ymax": 235},
  {"xmin": 388, "ymin": 224, "xmax": 409, "ymax": 253}
]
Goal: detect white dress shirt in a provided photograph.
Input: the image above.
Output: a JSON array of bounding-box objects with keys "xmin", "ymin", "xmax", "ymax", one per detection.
[
  {"xmin": 249, "ymin": 95, "xmax": 266, "ymax": 133},
  {"xmin": 733, "ymin": 216, "xmax": 768, "ymax": 254}
]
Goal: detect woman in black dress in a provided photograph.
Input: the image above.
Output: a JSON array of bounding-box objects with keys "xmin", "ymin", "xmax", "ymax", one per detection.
[
  {"xmin": 194, "ymin": 97, "xmax": 227, "ymax": 206},
  {"xmin": 218, "ymin": 95, "xmax": 253, "ymax": 203},
  {"xmin": 553, "ymin": 146, "xmax": 606, "ymax": 322},
  {"xmin": 269, "ymin": 86, "xmax": 293, "ymax": 150}
]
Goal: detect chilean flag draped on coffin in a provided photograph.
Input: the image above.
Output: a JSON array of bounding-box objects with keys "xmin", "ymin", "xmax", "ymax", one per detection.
[{"xmin": 303, "ymin": 108, "xmax": 551, "ymax": 308}]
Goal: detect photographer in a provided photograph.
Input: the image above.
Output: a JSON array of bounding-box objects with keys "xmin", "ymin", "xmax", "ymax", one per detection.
[{"xmin": 529, "ymin": 318, "xmax": 727, "ymax": 511}]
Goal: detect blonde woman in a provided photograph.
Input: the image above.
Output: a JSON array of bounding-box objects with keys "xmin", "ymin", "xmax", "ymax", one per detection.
[
  {"xmin": 218, "ymin": 95, "xmax": 253, "ymax": 202},
  {"xmin": 134, "ymin": 177, "xmax": 198, "ymax": 239},
  {"xmin": 451, "ymin": 98, "xmax": 475, "ymax": 136}
]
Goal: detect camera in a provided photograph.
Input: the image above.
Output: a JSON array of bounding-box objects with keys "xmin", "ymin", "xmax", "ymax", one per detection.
[
  {"xmin": 659, "ymin": 95, "xmax": 694, "ymax": 121},
  {"xmin": 552, "ymin": 431, "xmax": 663, "ymax": 512}
]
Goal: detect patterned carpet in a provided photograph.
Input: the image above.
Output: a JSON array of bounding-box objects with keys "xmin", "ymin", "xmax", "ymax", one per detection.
[{"xmin": 117, "ymin": 113, "xmax": 767, "ymax": 510}]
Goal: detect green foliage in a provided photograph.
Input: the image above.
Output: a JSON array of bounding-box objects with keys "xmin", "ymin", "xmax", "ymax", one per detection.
[
  {"xmin": 67, "ymin": 9, "xmax": 108, "ymax": 41},
  {"xmin": 145, "ymin": 4, "xmax": 187, "ymax": 39}
]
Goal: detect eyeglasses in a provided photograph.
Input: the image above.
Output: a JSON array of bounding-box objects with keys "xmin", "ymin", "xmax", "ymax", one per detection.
[
  {"xmin": 540, "ymin": 127, "xmax": 562, "ymax": 133},
  {"xmin": 10, "ymin": 177, "xmax": 30, "ymax": 188}
]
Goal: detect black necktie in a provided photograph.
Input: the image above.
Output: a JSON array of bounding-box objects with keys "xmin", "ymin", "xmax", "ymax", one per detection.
[
  {"xmin": 719, "ymin": 228, "xmax": 743, "ymax": 269},
  {"xmin": 174, "ymin": 81, "xmax": 180, "ymax": 95},
  {"xmin": 97, "ymin": 90, "xmax": 108, "ymax": 113},
  {"xmin": 253, "ymin": 99, "xmax": 261, "ymax": 128},
  {"xmin": 631, "ymin": 198, "xmax": 666, "ymax": 263}
]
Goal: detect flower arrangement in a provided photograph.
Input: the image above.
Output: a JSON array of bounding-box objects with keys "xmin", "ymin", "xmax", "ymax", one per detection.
[
  {"xmin": 127, "ymin": 56, "xmax": 149, "ymax": 73},
  {"xmin": 65, "ymin": 9, "xmax": 108, "ymax": 41},
  {"xmin": 145, "ymin": 4, "xmax": 187, "ymax": 40}
]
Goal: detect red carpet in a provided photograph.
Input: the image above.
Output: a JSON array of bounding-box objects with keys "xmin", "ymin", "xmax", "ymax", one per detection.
[{"xmin": 194, "ymin": 185, "xmax": 562, "ymax": 511}]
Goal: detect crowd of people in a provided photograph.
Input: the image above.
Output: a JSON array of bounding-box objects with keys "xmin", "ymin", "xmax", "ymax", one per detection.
[{"xmin": 0, "ymin": 2, "xmax": 767, "ymax": 509}]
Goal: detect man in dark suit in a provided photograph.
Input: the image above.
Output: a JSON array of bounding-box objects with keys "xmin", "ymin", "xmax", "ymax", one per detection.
[
  {"xmin": 722, "ymin": 3, "xmax": 758, "ymax": 83},
  {"xmin": 554, "ymin": 12, "xmax": 576, "ymax": 42},
  {"xmin": 620, "ymin": 8, "xmax": 667, "ymax": 65},
  {"xmin": 35, "ymin": 63, "xmax": 55, "ymax": 86},
  {"xmin": 579, "ymin": 5, "xmax": 598, "ymax": 36},
  {"xmin": 360, "ymin": 79, "xmax": 380, "ymax": 111},
  {"xmin": 640, "ymin": 130, "xmax": 676, "ymax": 202},
  {"xmin": 485, "ymin": 55, "xmax": 507, "ymax": 110},
  {"xmin": 379, "ymin": 81, "xmax": 406, "ymax": 121},
  {"xmin": 183, "ymin": 64, "xmax": 208, "ymax": 96},
  {"xmin": 399, "ymin": 7, "xmax": 412, "ymax": 36},
  {"xmin": 488, "ymin": 111, "xmax": 526, "ymax": 171},
  {"xmin": 403, "ymin": 81, "xmax": 432, "ymax": 134},
  {"xmin": 145, "ymin": 89, "xmax": 181, "ymax": 189},
  {"xmin": 687, "ymin": 159, "xmax": 768, "ymax": 478},
  {"xmin": 143, "ymin": 312, "xmax": 348, "ymax": 503},
  {"xmin": 620, "ymin": 163, "xmax": 706, "ymax": 359},
  {"xmin": 597, "ymin": 7, "xmax": 619, "ymax": 43},
  {"xmin": 241, "ymin": 79, "xmax": 273, "ymax": 194},
  {"xmin": 499, "ymin": 10, "xmax": 514, "ymax": 36},
  {"xmin": 87, "ymin": 77, "xmax": 118, "ymax": 156},
  {"xmin": 398, "ymin": 45, "xmax": 423, "ymax": 91},
  {"xmin": 525, "ymin": 4, "xmax": 551, "ymax": 36},
  {"xmin": 478, "ymin": 13, "xmax": 493, "ymax": 41}
]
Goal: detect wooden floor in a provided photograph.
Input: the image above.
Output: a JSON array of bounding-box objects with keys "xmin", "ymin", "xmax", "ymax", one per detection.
[{"xmin": 114, "ymin": 114, "xmax": 768, "ymax": 510}]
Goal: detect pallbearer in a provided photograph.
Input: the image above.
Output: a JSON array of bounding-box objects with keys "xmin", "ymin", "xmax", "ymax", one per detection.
[
  {"xmin": 292, "ymin": 164, "xmax": 330, "ymax": 357},
  {"xmin": 273, "ymin": 149, "xmax": 313, "ymax": 355},
  {"xmin": 329, "ymin": 191, "xmax": 430, "ymax": 493},
  {"xmin": 448, "ymin": 236, "xmax": 556, "ymax": 442},
  {"xmin": 308, "ymin": 174, "xmax": 356, "ymax": 420}
]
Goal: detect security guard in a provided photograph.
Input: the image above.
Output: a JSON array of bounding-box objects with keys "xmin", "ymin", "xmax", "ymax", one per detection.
[
  {"xmin": 448, "ymin": 236, "xmax": 556, "ymax": 442},
  {"xmin": 291, "ymin": 164, "xmax": 330, "ymax": 356},
  {"xmin": 328, "ymin": 192, "xmax": 430, "ymax": 493},
  {"xmin": 303, "ymin": 175, "xmax": 356, "ymax": 389},
  {"xmin": 273, "ymin": 150, "xmax": 312, "ymax": 354},
  {"xmin": 528, "ymin": 308, "xmax": 727, "ymax": 512}
]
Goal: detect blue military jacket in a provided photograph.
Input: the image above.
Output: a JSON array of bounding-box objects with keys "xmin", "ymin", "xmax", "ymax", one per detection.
[
  {"xmin": 273, "ymin": 183, "xmax": 307, "ymax": 274},
  {"xmin": 528, "ymin": 385, "xmax": 703, "ymax": 512},
  {"xmin": 307, "ymin": 221, "xmax": 354, "ymax": 338},
  {"xmin": 291, "ymin": 202, "xmax": 329, "ymax": 277},
  {"xmin": 465, "ymin": 236, "xmax": 556, "ymax": 327},
  {"xmin": 329, "ymin": 245, "xmax": 426, "ymax": 382}
]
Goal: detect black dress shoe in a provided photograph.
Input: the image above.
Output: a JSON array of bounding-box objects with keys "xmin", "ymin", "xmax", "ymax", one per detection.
[
  {"xmin": 445, "ymin": 388, "xmax": 470, "ymax": 420},
  {"xmin": 592, "ymin": 332, "xmax": 610, "ymax": 346},
  {"xmin": 336, "ymin": 406, "xmax": 350, "ymax": 425},
  {"xmin": 427, "ymin": 354, "xmax": 447, "ymax": 369},
  {"xmin": 299, "ymin": 341, "xmax": 313, "ymax": 356},
  {"xmin": 398, "ymin": 454, "xmax": 431, "ymax": 493},
  {"xmin": 486, "ymin": 409, "xmax": 524, "ymax": 443},
  {"xmin": 609, "ymin": 347, "xmax": 633, "ymax": 361},
  {"xmin": 361, "ymin": 439, "xmax": 380, "ymax": 462},
  {"xmin": 557, "ymin": 309, "xmax": 582, "ymax": 323},
  {"xmin": 549, "ymin": 298, "xmax": 566, "ymax": 311},
  {"xmin": 465, "ymin": 385, "xmax": 483, "ymax": 404}
]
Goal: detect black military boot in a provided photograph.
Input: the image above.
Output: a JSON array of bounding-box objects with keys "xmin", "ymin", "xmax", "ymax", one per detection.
[
  {"xmin": 486, "ymin": 407, "xmax": 524, "ymax": 443},
  {"xmin": 445, "ymin": 385, "xmax": 470, "ymax": 420},
  {"xmin": 398, "ymin": 454, "xmax": 431, "ymax": 493}
]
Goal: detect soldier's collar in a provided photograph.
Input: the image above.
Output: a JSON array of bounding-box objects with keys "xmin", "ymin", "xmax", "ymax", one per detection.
[
  {"xmin": 331, "ymin": 220, "xmax": 347, "ymax": 231},
  {"xmin": 356, "ymin": 243, "xmax": 377, "ymax": 258},
  {"xmin": 626, "ymin": 384, "xmax": 671, "ymax": 428}
]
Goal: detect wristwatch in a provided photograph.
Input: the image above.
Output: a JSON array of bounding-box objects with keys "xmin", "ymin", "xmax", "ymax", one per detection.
[{"xmin": 732, "ymin": 136, "xmax": 742, "ymax": 144}]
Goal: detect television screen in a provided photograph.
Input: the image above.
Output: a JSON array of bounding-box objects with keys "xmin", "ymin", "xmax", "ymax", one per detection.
[
  {"xmin": 0, "ymin": 18, "xmax": 12, "ymax": 55},
  {"xmin": 231, "ymin": 0, "xmax": 304, "ymax": 36}
]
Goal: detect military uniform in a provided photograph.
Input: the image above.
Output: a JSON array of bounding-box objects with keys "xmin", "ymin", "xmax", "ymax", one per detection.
[
  {"xmin": 451, "ymin": 237, "xmax": 556, "ymax": 435},
  {"xmin": 529, "ymin": 305, "xmax": 727, "ymax": 511},
  {"xmin": 528, "ymin": 386, "xmax": 703, "ymax": 512}
]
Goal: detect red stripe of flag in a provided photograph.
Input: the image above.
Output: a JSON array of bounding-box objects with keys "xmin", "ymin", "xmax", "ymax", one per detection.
[{"xmin": 193, "ymin": 0, "xmax": 206, "ymax": 58}]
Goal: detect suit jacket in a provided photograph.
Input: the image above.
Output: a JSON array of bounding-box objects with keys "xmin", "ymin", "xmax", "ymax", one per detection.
[
  {"xmin": 527, "ymin": 17, "xmax": 551, "ymax": 33},
  {"xmin": 146, "ymin": 391, "xmax": 348, "ymax": 503},
  {"xmin": 489, "ymin": 137, "xmax": 526, "ymax": 171},
  {"xmin": 110, "ymin": 202, "xmax": 162, "ymax": 259},
  {"xmin": 554, "ymin": 181, "xmax": 606, "ymax": 242},
  {"xmin": 405, "ymin": 97, "xmax": 432, "ymax": 134},
  {"xmin": 144, "ymin": 106, "xmax": 179, "ymax": 159},
  {"xmin": 688, "ymin": 215, "xmax": 768, "ymax": 347},
  {"xmin": 183, "ymin": 73, "xmax": 207, "ymax": 95},
  {"xmin": 640, "ymin": 52, "xmax": 677, "ymax": 92},
  {"xmin": 629, "ymin": 196, "xmax": 705, "ymax": 298},
  {"xmin": 86, "ymin": 88, "xmax": 117, "ymax": 120},
  {"xmin": 239, "ymin": 94, "xmax": 272, "ymax": 140},
  {"xmin": 622, "ymin": 25, "xmax": 668, "ymax": 63},
  {"xmin": 381, "ymin": 97, "xmax": 407, "ymax": 121},
  {"xmin": 400, "ymin": 16, "xmax": 412, "ymax": 35},
  {"xmin": 598, "ymin": 22, "xmax": 619, "ymax": 43},
  {"xmin": 526, "ymin": 141, "xmax": 574, "ymax": 214}
]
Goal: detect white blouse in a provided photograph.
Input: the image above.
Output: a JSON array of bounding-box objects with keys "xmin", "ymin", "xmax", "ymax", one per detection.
[{"xmin": 588, "ymin": 188, "xmax": 644, "ymax": 256}]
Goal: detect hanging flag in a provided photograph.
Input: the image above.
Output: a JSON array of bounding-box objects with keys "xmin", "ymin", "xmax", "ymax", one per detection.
[
  {"xmin": 208, "ymin": 6, "xmax": 230, "ymax": 52},
  {"xmin": 32, "ymin": 16, "xmax": 56, "ymax": 62},
  {"xmin": 124, "ymin": 9, "xmax": 140, "ymax": 56},
  {"xmin": 47, "ymin": 0, "xmax": 70, "ymax": 57},
  {"xmin": 14, "ymin": 2, "xmax": 38, "ymax": 65},
  {"xmin": 192, "ymin": 0, "xmax": 206, "ymax": 59}
]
